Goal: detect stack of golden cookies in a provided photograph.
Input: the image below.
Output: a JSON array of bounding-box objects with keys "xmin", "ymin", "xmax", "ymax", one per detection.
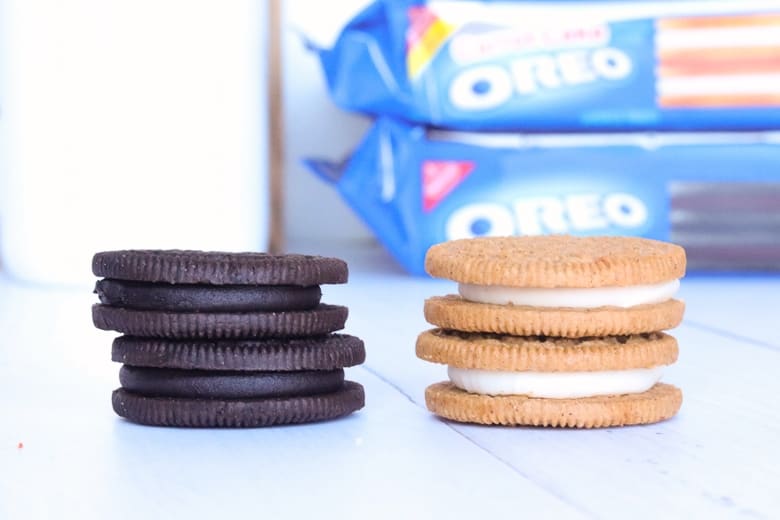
[{"xmin": 416, "ymin": 236, "xmax": 686, "ymax": 428}]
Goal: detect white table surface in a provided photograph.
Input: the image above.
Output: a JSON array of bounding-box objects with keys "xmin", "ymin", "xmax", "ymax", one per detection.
[{"xmin": 2, "ymin": 241, "xmax": 779, "ymax": 520}]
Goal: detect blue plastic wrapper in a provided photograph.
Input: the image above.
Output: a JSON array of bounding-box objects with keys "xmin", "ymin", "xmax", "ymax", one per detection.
[
  {"xmin": 315, "ymin": 1, "xmax": 780, "ymax": 131},
  {"xmin": 306, "ymin": 118, "xmax": 780, "ymax": 274}
]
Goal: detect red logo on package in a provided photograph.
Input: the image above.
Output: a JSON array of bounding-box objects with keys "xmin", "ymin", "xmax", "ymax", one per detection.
[
  {"xmin": 406, "ymin": 7, "xmax": 438, "ymax": 50},
  {"xmin": 422, "ymin": 160, "xmax": 474, "ymax": 212}
]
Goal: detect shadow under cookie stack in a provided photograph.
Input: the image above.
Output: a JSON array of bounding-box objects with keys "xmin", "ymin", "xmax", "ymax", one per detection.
[
  {"xmin": 91, "ymin": 250, "xmax": 365, "ymax": 428},
  {"xmin": 417, "ymin": 236, "xmax": 686, "ymax": 428}
]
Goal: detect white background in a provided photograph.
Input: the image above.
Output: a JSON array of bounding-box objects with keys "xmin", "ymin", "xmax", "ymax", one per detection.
[{"xmin": 0, "ymin": 0, "xmax": 373, "ymax": 285}]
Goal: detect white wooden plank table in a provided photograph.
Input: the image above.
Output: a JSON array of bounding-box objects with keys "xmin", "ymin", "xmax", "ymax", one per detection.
[{"xmin": 1, "ymin": 241, "xmax": 778, "ymax": 519}]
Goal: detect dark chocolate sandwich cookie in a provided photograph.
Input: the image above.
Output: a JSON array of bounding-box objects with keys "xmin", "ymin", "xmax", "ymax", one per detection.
[
  {"xmin": 112, "ymin": 334, "xmax": 366, "ymax": 371},
  {"xmin": 112, "ymin": 381, "xmax": 365, "ymax": 427},
  {"xmin": 92, "ymin": 249, "xmax": 366, "ymax": 428},
  {"xmin": 92, "ymin": 303, "xmax": 348, "ymax": 339},
  {"xmin": 95, "ymin": 279, "xmax": 322, "ymax": 312},
  {"xmin": 119, "ymin": 366, "xmax": 345, "ymax": 398},
  {"xmin": 93, "ymin": 250, "xmax": 348, "ymax": 286}
]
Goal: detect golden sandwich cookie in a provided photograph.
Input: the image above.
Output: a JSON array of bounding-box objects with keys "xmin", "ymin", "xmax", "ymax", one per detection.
[
  {"xmin": 418, "ymin": 235, "xmax": 687, "ymax": 428},
  {"xmin": 417, "ymin": 330, "xmax": 682, "ymax": 427},
  {"xmin": 424, "ymin": 236, "xmax": 686, "ymax": 337}
]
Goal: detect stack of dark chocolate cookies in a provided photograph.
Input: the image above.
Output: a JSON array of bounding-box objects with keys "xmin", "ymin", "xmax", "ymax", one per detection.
[{"xmin": 91, "ymin": 250, "xmax": 365, "ymax": 427}]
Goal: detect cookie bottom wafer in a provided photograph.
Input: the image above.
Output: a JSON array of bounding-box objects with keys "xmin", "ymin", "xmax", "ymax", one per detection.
[
  {"xmin": 93, "ymin": 304, "xmax": 348, "ymax": 339},
  {"xmin": 95, "ymin": 279, "xmax": 322, "ymax": 312},
  {"xmin": 424, "ymin": 296, "xmax": 685, "ymax": 337},
  {"xmin": 425, "ymin": 382, "xmax": 681, "ymax": 428},
  {"xmin": 118, "ymin": 366, "xmax": 346, "ymax": 399},
  {"xmin": 112, "ymin": 381, "xmax": 365, "ymax": 427}
]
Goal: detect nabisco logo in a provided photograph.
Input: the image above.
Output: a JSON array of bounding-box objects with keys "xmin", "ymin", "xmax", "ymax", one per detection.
[{"xmin": 422, "ymin": 160, "xmax": 474, "ymax": 212}]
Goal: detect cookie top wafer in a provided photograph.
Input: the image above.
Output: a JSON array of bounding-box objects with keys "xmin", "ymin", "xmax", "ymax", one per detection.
[
  {"xmin": 112, "ymin": 334, "xmax": 366, "ymax": 371},
  {"xmin": 92, "ymin": 250, "xmax": 348, "ymax": 286},
  {"xmin": 425, "ymin": 236, "xmax": 686, "ymax": 287},
  {"xmin": 416, "ymin": 329, "xmax": 678, "ymax": 371}
]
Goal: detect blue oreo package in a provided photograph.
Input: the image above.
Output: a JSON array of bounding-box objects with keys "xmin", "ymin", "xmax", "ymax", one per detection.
[
  {"xmin": 306, "ymin": 118, "xmax": 780, "ymax": 274},
  {"xmin": 315, "ymin": 1, "xmax": 780, "ymax": 131}
]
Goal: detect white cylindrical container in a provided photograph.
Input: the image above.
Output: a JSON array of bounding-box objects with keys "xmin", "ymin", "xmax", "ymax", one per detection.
[{"xmin": 0, "ymin": 0, "xmax": 270, "ymax": 285}]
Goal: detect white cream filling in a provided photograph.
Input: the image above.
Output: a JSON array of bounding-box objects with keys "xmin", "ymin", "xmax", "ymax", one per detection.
[
  {"xmin": 458, "ymin": 279, "xmax": 679, "ymax": 308},
  {"xmin": 448, "ymin": 366, "xmax": 664, "ymax": 399}
]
